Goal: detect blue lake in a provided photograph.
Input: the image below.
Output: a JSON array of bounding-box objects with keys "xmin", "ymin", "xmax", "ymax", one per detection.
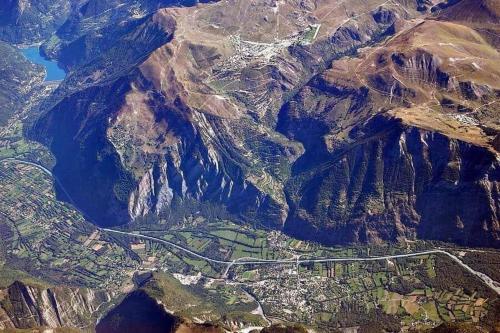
[{"xmin": 21, "ymin": 47, "xmax": 66, "ymax": 81}]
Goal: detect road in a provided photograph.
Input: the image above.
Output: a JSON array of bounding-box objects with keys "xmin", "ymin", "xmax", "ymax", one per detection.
[
  {"xmin": 0, "ymin": 158, "xmax": 53, "ymax": 176},
  {"xmin": 0, "ymin": 158, "xmax": 89, "ymax": 220},
  {"xmin": 102, "ymin": 228, "xmax": 500, "ymax": 295},
  {"xmin": 3, "ymin": 157, "xmax": 499, "ymax": 295}
]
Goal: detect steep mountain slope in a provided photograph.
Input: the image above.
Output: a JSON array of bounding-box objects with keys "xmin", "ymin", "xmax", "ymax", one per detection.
[
  {"xmin": 437, "ymin": 0, "xmax": 500, "ymax": 25},
  {"xmin": 0, "ymin": 0, "xmax": 203, "ymax": 45},
  {"xmin": 0, "ymin": 41, "xmax": 44, "ymax": 126},
  {"xmin": 42, "ymin": 0, "xmax": 219, "ymax": 64},
  {"xmin": 0, "ymin": 281, "xmax": 111, "ymax": 331},
  {"xmin": 95, "ymin": 289, "xmax": 224, "ymax": 333},
  {"xmin": 0, "ymin": 0, "xmax": 75, "ymax": 43},
  {"xmin": 279, "ymin": 9, "xmax": 500, "ymax": 246},
  {"xmin": 33, "ymin": 0, "xmax": 499, "ymax": 246}
]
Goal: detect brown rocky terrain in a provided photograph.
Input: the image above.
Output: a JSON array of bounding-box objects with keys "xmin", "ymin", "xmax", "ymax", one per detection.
[
  {"xmin": 279, "ymin": 0, "xmax": 500, "ymax": 245},
  {"xmin": 0, "ymin": 280, "xmax": 225, "ymax": 333},
  {"xmin": 33, "ymin": 0, "xmax": 499, "ymax": 247},
  {"xmin": 0, "ymin": 280, "xmax": 112, "ymax": 332}
]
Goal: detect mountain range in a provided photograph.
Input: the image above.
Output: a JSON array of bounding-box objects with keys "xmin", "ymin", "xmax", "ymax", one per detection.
[
  {"xmin": 25, "ymin": 0, "xmax": 500, "ymax": 247},
  {"xmin": 0, "ymin": 0, "xmax": 499, "ymax": 331}
]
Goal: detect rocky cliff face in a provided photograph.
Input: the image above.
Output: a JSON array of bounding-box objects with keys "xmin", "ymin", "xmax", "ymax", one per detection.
[
  {"xmin": 278, "ymin": 3, "xmax": 500, "ymax": 246},
  {"xmin": 32, "ymin": 0, "xmax": 500, "ymax": 246},
  {"xmin": 0, "ymin": 281, "xmax": 112, "ymax": 331},
  {"xmin": 281, "ymin": 114, "xmax": 499, "ymax": 246}
]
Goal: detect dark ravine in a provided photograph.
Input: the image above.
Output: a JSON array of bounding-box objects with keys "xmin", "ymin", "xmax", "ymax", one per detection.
[{"xmin": 95, "ymin": 290, "xmax": 180, "ymax": 333}]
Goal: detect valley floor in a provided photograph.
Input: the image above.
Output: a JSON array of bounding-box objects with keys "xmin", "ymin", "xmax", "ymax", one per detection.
[{"xmin": 1, "ymin": 154, "xmax": 499, "ymax": 331}]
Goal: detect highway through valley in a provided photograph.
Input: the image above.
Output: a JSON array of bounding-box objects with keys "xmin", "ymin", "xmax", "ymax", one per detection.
[
  {"xmin": 102, "ymin": 228, "xmax": 500, "ymax": 295},
  {"xmin": 2, "ymin": 157, "xmax": 499, "ymax": 295}
]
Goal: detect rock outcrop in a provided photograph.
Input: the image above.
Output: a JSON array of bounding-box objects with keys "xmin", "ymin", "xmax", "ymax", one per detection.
[
  {"xmin": 281, "ymin": 114, "xmax": 499, "ymax": 246},
  {"xmin": 0, "ymin": 281, "xmax": 112, "ymax": 331}
]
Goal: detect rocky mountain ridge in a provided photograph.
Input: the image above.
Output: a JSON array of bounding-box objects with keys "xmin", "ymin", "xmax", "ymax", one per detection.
[
  {"xmin": 31, "ymin": 0, "xmax": 500, "ymax": 247},
  {"xmin": 0, "ymin": 280, "xmax": 112, "ymax": 332},
  {"xmin": 278, "ymin": 1, "xmax": 500, "ymax": 245}
]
